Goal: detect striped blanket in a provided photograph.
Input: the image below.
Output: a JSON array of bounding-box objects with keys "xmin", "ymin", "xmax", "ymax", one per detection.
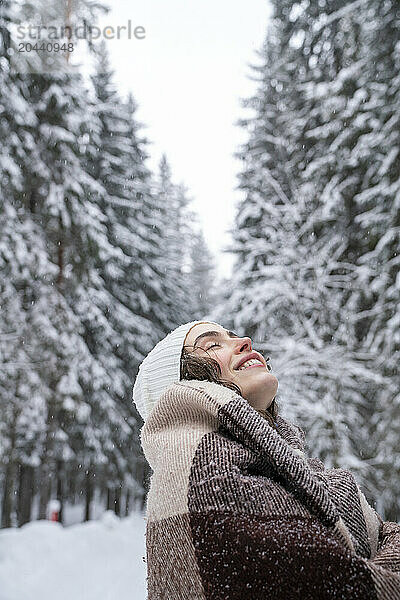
[{"xmin": 140, "ymin": 379, "xmax": 400, "ymax": 599}]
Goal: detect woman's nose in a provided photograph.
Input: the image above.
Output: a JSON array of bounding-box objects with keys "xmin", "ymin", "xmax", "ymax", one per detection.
[{"xmin": 235, "ymin": 336, "xmax": 252, "ymax": 352}]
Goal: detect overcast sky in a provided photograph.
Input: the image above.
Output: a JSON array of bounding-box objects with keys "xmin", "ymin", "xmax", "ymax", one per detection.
[{"xmin": 97, "ymin": 0, "xmax": 271, "ymax": 278}]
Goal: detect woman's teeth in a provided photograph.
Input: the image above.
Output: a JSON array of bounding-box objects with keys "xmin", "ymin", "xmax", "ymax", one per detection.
[{"xmin": 238, "ymin": 359, "xmax": 264, "ymax": 370}]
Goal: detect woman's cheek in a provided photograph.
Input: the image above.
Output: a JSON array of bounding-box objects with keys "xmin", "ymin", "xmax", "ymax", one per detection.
[{"xmin": 218, "ymin": 355, "xmax": 231, "ymax": 378}]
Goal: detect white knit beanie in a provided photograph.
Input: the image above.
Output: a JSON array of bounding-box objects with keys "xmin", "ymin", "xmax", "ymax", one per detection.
[{"xmin": 132, "ymin": 320, "xmax": 219, "ymax": 421}]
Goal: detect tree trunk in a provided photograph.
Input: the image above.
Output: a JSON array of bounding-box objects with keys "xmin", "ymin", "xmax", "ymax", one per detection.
[
  {"xmin": 56, "ymin": 460, "xmax": 64, "ymax": 524},
  {"xmin": 84, "ymin": 467, "xmax": 93, "ymax": 521},
  {"xmin": 114, "ymin": 485, "xmax": 121, "ymax": 516},
  {"xmin": 38, "ymin": 391, "xmax": 58, "ymax": 519},
  {"xmin": 38, "ymin": 462, "xmax": 52, "ymax": 519},
  {"xmin": 106, "ymin": 488, "xmax": 113, "ymax": 511},
  {"xmin": 68, "ymin": 466, "xmax": 77, "ymax": 504},
  {"xmin": 1, "ymin": 403, "xmax": 18, "ymax": 528},
  {"xmin": 125, "ymin": 489, "xmax": 130, "ymax": 517},
  {"xmin": 1, "ymin": 458, "xmax": 15, "ymax": 528},
  {"xmin": 17, "ymin": 463, "xmax": 34, "ymax": 526}
]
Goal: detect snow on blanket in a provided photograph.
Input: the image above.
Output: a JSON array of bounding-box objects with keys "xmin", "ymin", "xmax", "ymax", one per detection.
[{"xmin": 0, "ymin": 511, "xmax": 147, "ymax": 600}]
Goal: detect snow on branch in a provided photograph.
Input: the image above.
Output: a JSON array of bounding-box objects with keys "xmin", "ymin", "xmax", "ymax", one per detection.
[{"xmin": 313, "ymin": 0, "xmax": 370, "ymax": 33}]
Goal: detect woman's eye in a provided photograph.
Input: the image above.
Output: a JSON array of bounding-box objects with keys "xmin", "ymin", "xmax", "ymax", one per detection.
[{"xmin": 206, "ymin": 343, "xmax": 220, "ymax": 350}]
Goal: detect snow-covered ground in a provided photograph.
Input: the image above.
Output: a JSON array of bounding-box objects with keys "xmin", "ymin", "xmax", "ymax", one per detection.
[{"xmin": 0, "ymin": 511, "xmax": 147, "ymax": 600}]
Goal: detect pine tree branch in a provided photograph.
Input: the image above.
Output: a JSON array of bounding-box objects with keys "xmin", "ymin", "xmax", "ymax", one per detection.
[{"xmin": 314, "ymin": 0, "xmax": 370, "ymax": 33}]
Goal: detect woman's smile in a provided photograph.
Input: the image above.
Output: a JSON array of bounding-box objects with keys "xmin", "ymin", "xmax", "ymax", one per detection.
[{"xmin": 234, "ymin": 352, "xmax": 266, "ymax": 371}]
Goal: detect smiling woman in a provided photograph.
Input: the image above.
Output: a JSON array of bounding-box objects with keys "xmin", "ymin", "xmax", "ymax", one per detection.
[
  {"xmin": 180, "ymin": 323, "xmax": 279, "ymax": 427},
  {"xmin": 132, "ymin": 320, "xmax": 400, "ymax": 600}
]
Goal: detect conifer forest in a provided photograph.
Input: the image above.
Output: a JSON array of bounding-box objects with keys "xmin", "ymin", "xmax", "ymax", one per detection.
[{"xmin": 0, "ymin": 0, "xmax": 399, "ymax": 530}]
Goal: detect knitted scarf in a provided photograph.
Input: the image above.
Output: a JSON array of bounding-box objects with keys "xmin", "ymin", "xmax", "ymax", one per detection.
[{"xmin": 140, "ymin": 380, "xmax": 400, "ymax": 599}]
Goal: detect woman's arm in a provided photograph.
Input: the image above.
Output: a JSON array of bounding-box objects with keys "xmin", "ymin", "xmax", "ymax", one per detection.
[
  {"xmin": 372, "ymin": 520, "xmax": 400, "ymax": 573},
  {"xmin": 357, "ymin": 486, "xmax": 400, "ymax": 573},
  {"xmin": 193, "ymin": 509, "xmax": 400, "ymax": 599}
]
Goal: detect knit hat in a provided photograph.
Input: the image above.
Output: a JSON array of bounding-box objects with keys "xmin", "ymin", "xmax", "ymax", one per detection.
[{"xmin": 132, "ymin": 320, "xmax": 219, "ymax": 421}]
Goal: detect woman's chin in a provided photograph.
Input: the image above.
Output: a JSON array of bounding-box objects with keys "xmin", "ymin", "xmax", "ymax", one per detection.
[
  {"xmin": 241, "ymin": 368, "xmax": 278, "ymax": 387},
  {"xmin": 240, "ymin": 372, "xmax": 278, "ymax": 407},
  {"xmin": 261, "ymin": 373, "xmax": 278, "ymax": 396}
]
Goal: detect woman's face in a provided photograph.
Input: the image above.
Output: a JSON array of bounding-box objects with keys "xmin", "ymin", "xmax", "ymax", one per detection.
[{"xmin": 184, "ymin": 323, "xmax": 278, "ymax": 410}]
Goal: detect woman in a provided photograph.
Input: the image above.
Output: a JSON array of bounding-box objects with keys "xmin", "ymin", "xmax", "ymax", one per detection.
[{"xmin": 133, "ymin": 320, "xmax": 400, "ymax": 599}]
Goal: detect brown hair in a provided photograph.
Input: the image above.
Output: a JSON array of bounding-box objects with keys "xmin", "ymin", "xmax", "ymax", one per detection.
[{"xmin": 180, "ymin": 348, "xmax": 278, "ymax": 428}]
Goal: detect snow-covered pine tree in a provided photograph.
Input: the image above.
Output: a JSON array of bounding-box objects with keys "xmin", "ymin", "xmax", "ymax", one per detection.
[
  {"xmin": 24, "ymin": 78, "xmax": 112, "ymax": 519},
  {"xmin": 0, "ymin": 0, "xmax": 132, "ymax": 521},
  {"xmin": 0, "ymin": 203, "xmax": 52, "ymax": 527},
  {"xmin": 288, "ymin": 0, "xmax": 400, "ymax": 515},
  {"xmin": 216, "ymin": 0, "xmax": 393, "ymax": 494},
  {"xmin": 1, "ymin": 0, "xmax": 205, "ymax": 523},
  {"xmin": 346, "ymin": 0, "xmax": 400, "ymax": 518},
  {"xmin": 155, "ymin": 154, "xmax": 195, "ymax": 327},
  {"xmin": 24, "ymin": 63, "xmax": 114, "ymax": 517},
  {"xmin": 0, "ymin": 0, "xmax": 66, "ymax": 526},
  {"xmin": 188, "ymin": 229, "xmax": 216, "ymax": 319},
  {"xmin": 89, "ymin": 43, "xmax": 168, "ymax": 508},
  {"xmin": 275, "ymin": 0, "xmax": 386, "ymax": 476}
]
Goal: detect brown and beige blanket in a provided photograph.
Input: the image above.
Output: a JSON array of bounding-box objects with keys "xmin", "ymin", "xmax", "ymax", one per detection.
[{"xmin": 140, "ymin": 379, "xmax": 400, "ymax": 599}]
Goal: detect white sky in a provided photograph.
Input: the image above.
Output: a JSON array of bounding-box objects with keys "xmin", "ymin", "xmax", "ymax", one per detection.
[{"xmin": 96, "ymin": 0, "xmax": 272, "ymax": 278}]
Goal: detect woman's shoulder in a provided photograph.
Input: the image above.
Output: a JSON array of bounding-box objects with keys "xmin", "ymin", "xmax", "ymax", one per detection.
[{"xmin": 274, "ymin": 413, "xmax": 307, "ymax": 455}]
